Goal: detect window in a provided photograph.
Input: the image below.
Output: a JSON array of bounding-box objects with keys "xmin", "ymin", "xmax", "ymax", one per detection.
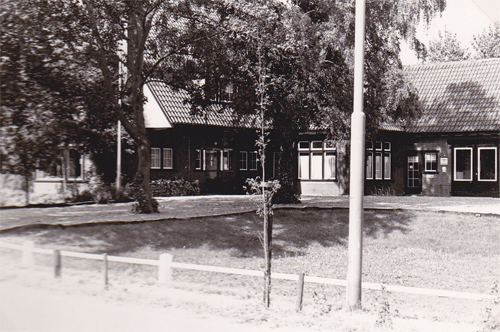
[
  {"xmin": 424, "ymin": 152, "xmax": 438, "ymax": 172},
  {"xmin": 298, "ymin": 140, "xmax": 336, "ymax": 180},
  {"xmin": 478, "ymin": 147, "xmax": 497, "ymax": 181},
  {"xmin": 249, "ymin": 151, "xmax": 258, "ymax": 170},
  {"xmin": 366, "ymin": 153, "xmax": 374, "ymax": 180},
  {"xmin": 375, "ymin": 153, "xmax": 383, "ymax": 179},
  {"xmin": 163, "ymin": 148, "xmax": 173, "ymax": 169},
  {"xmin": 383, "ymin": 152, "xmax": 391, "ymax": 179},
  {"xmin": 222, "ymin": 83, "xmax": 234, "ymax": 102},
  {"xmin": 407, "ymin": 155, "xmax": 419, "ymax": 188},
  {"xmin": 239, "ymin": 151, "xmax": 248, "ymax": 170},
  {"xmin": 324, "ymin": 152, "xmax": 336, "ymax": 180},
  {"xmin": 151, "ymin": 148, "xmax": 161, "ymax": 169},
  {"xmin": 454, "ymin": 148, "xmax": 473, "ymax": 181},
  {"xmin": 366, "ymin": 141, "xmax": 391, "ymax": 180},
  {"xmin": 205, "ymin": 150, "xmax": 218, "ymax": 171},
  {"xmin": 220, "ymin": 150, "xmax": 232, "ymax": 171},
  {"xmin": 195, "ymin": 150, "xmax": 202, "ymax": 170}
]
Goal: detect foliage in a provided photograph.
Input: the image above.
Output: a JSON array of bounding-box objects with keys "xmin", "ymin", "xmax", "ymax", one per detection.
[
  {"xmin": 151, "ymin": 177, "xmax": 200, "ymax": 197},
  {"xmin": 85, "ymin": 173, "xmax": 133, "ymax": 203},
  {"xmin": 131, "ymin": 173, "xmax": 158, "ymax": 213},
  {"xmin": 426, "ymin": 29, "xmax": 470, "ymax": 62},
  {"xmin": 312, "ymin": 291, "xmax": 333, "ymax": 317},
  {"xmin": 0, "ymin": 0, "xmax": 137, "ymax": 197},
  {"xmin": 244, "ymin": 177, "xmax": 281, "ymax": 217},
  {"xmin": 473, "ymin": 22, "xmax": 500, "ymax": 59},
  {"xmin": 165, "ymin": 0, "xmax": 445, "ymax": 202},
  {"xmin": 69, "ymin": 190, "xmax": 95, "ymax": 203},
  {"xmin": 374, "ymin": 286, "xmax": 393, "ymax": 330},
  {"xmin": 0, "ymin": 0, "xmax": 92, "ymax": 203}
]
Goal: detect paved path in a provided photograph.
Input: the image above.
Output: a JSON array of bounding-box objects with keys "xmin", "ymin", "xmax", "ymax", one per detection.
[
  {"xmin": 0, "ymin": 195, "xmax": 498, "ymax": 232},
  {"xmin": 0, "ymin": 281, "xmax": 306, "ymax": 332}
]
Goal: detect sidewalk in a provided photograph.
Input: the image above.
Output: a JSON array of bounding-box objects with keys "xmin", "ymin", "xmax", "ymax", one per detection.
[{"xmin": 0, "ymin": 195, "xmax": 498, "ymax": 232}]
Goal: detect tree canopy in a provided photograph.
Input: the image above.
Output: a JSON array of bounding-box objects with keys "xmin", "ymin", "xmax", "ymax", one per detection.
[
  {"xmin": 2, "ymin": 0, "xmax": 447, "ymax": 205},
  {"xmin": 159, "ymin": 0, "xmax": 445, "ymax": 201},
  {"xmin": 426, "ymin": 29, "xmax": 471, "ymax": 62},
  {"xmin": 473, "ymin": 21, "xmax": 500, "ymax": 59}
]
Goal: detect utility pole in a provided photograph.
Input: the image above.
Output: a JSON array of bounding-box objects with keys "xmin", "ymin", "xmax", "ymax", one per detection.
[
  {"xmin": 116, "ymin": 33, "xmax": 127, "ymax": 193},
  {"xmin": 347, "ymin": 0, "xmax": 366, "ymax": 309}
]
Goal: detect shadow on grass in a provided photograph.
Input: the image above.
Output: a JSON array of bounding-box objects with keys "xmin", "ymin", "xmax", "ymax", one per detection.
[{"xmin": 2, "ymin": 208, "xmax": 413, "ymax": 258}]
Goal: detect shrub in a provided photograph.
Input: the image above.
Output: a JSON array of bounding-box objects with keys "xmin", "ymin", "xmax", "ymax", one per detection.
[
  {"xmin": 151, "ymin": 177, "xmax": 200, "ymax": 197},
  {"xmin": 70, "ymin": 189, "xmax": 94, "ymax": 203},
  {"xmin": 131, "ymin": 173, "xmax": 159, "ymax": 213},
  {"xmin": 82, "ymin": 173, "xmax": 133, "ymax": 204}
]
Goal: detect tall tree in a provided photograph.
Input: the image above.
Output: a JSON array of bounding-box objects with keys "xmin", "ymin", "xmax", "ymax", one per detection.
[
  {"xmin": 165, "ymin": 0, "xmax": 445, "ymax": 202},
  {"xmin": 1, "ymin": 0, "xmax": 91, "ymax": 203},
  {"xmin": 426, "ymin": 29, "xmax": 471, "ymax": 62},
  {"xmin": 473, "ymin": 21, "xmax": 500, "ymax": 59}
]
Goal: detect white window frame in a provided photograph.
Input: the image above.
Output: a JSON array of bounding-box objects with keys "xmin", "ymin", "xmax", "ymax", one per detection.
[
  {"xmin": 454, "ymin": 147, "xmax": 473, "ymax": 181},
  {"xmin": 249, "ymin": 151, "xmax": 258, "ymax": 171},
  {"xmin": 239, "ymin": 151, "xmax": 248, "ymax": 170},
  {"xmin": 366, "ymin": 141, "xmax": 391, "ymax": 180},
  {"xmin": 478, "ymin": 147, "xmax": 497, "ymax": 182},
  {"xmin": 163, "ymin": 148, "xmax": 173, "ymax": 170},
  {"xmin": 195, "ymin": 149, "xmax": 202, "ymax": 170},
  {"xmin": 375, "ymin": 152, "xmax": 383, "ymax": 180},
  {"xmin": 383, "ymin": 152, "xmax": 391, "ymax": 180},
  {"xmin": 298, "ymin": 140, "xmax": 336, "ymax": 180},
  {"xmin": 424, "ymin": 152, "xmax": 438, "ymax": 172},
  {"xmin": 366, "ymin": 152, "xmax": 374, "ymax": 180},
  {"xmin": 151, "ymin": 148, "xmax": 161, "ymax": 169},
  {"xmin": 220, "ymin": 149, "xmax": 232, "ymax": 171},
  {"xmin": 323, "ymin": 151, "xmax": 336, "ymax": 180}
]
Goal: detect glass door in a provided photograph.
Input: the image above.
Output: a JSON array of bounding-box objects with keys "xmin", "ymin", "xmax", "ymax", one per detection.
[{"xmin": 406, "ymin": 154, "xmax": 421, "ymax": 194}]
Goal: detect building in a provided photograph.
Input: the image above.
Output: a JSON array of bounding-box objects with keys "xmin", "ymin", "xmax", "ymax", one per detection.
[
  {"xmin": 402, "ymin": 58, "xmax": 499, "ymax": 197},
  {"xmin": 144, "ymin": 80, "xmax": 264, "ymax": 193},
  {"xmin": 146, "ymin": 58, "xmax": 500, "ymax": 197}
]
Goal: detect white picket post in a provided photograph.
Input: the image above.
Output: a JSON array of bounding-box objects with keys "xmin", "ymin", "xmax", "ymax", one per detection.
[
  {"xmin": 158, "ymin": 253, "xmax": 173, "ymax": 284},
  {"xmin": 22, "ymin": 241, "xmax": 34, "ymax": 267}
]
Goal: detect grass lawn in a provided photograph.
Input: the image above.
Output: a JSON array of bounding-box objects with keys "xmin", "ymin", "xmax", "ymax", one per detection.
[{"xmin": 1, "ymin": 208, "xmax": 499, "ymax": 331}]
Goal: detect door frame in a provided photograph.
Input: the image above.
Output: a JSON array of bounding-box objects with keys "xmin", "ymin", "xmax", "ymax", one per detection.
[{"xmin": 405, "ymin": 151, "xmax": 422, "ymax": 194}]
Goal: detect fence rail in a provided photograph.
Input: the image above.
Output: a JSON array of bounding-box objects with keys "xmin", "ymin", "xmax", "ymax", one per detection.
[{"xmin": 0, "ymin": 241, "xmax": 495, "ymax": 302}]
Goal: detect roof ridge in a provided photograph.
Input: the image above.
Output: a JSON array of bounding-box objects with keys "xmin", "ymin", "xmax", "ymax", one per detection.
[{"xmin": 404, "ymin": 57, "xmax": 500, "ymax": 69}]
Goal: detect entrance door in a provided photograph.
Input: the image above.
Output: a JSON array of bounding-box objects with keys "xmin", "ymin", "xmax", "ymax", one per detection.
[
  {"xmin": 204, "ymin": 150, "xmax": 219, "ymax": 179},
  {"xmin": 406, "ymin": 154, "xmax": 421, "ymax": 194}
]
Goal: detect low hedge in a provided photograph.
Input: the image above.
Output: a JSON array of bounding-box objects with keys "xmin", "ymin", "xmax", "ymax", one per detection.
[{"xmin": 151, "ymin": 178, "xmax": 200, "ymax": 197}]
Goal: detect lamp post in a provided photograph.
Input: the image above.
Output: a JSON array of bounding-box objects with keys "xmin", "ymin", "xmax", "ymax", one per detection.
[
  {"xmin": 347, "ymin": 0, "xmax": 367, "ymax": 309},
  {"xmin": 116, "ymin": 33, "xmax": 127, "ymax": 193}
]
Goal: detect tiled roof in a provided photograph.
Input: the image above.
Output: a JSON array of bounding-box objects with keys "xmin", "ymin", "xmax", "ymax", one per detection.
[
  {"xmin": 146, "ymin": 80, "xmax": 260, "ymax": 128},
  {"xmin": 404, "ymin": 58, "xmax": 500, "ymax": 133}
]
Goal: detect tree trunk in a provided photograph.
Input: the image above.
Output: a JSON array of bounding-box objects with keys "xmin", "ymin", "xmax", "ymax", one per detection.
[
  {"xmin": 133, "ymin": 133, "xmax": 158, "ymax": 213},
  {"xmin": 274, "ymin": 138, "xmax": 301, "ymax": 204},
  {"xmin": 263, "ymin": 189, "xmax": 273, "ymax": 307}
]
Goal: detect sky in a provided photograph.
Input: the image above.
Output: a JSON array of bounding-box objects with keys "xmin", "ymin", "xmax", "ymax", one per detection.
[{"xmin": 400, "ymin": 0, "xmax": 500, "ymax": 65}]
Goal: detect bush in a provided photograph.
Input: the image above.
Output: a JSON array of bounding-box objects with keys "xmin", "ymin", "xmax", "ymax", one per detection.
[
  {"xmin": 81, "ymin": 173, "xmax": 133, "ymax": 204},
  {"xmin": 151, "ymin": 177, "xmax": 200, "ymax": 197},
  {"xmin": 70, "ymin": 189, "xmax": 94, "ymax": 203},
  {"xmin": 131, "ymin": 173, "xmax": 158, "ymax": 213}
]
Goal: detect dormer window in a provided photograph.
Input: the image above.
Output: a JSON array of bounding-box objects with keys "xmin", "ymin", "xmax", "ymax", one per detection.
[{"xmin": 222, "ymin": 83, "xmax": 234, "ymax": 102}]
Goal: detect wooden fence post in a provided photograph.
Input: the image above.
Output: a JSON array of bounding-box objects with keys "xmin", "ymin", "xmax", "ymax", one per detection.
[
  {"xmin": 53, "ymin": 249, "xmax": 61, "ymax": 278},
  {"xmin": 103, "ymin": 253, "xmax": 108, "ymax": 288},
  {"xmin": 22, "ymin": 241, "xmax": 34, "ymax": 267},
  {"xmin": 158, "ymin": 253, "xmax": 173, "ymax": 284},
  {"xmin": 296, "ymin": 272, "xmax": 305, "ymax": 311}
]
